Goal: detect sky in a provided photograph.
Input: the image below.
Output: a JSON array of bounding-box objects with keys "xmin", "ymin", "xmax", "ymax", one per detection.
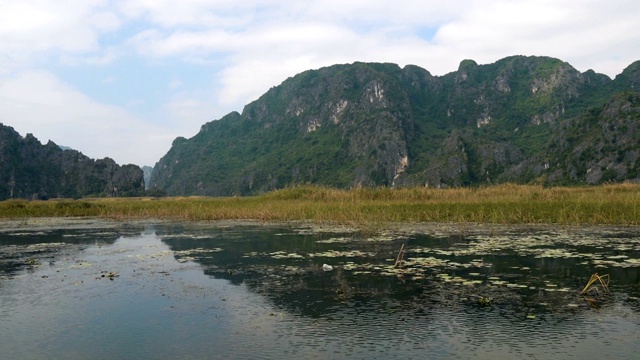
[{"xmin": 0, "ymin": 0, "xmax": 639, "ymax": 167}]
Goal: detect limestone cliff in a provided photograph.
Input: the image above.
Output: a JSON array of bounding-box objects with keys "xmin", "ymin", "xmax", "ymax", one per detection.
[
  {"xmin": 0, "ymin": 124, "xmax": 145, "ymax": 200},
  {"xmin": 150, "ymin": 56, "xmax": 640, "ymax": 195}
]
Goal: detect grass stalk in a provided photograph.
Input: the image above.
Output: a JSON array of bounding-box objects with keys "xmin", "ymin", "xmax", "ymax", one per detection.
[{"xmin": 0, "ymin": 183, "xmax": 639, "ymax": 225}]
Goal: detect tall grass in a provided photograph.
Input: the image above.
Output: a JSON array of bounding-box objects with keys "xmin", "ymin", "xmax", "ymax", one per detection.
[{"xmin": 0, "ymin": 183, "xmax": 639, "ymax": 225}]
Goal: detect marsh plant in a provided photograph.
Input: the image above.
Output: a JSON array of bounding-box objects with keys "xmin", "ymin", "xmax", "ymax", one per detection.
[{"xmin": 0, "ymin": 183, "xmax": 638, "ymax": 225}]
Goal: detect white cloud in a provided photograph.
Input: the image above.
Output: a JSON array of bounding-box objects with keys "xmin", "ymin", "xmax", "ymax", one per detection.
[
  {"xmin": 116, "ymin": 0, "xmax": 256, "ymax": 28},
  {"xmin": 128, "ymin": 28, "xmax": 236, "ymax": 57},
  {"xmin": 0, "ymin": 0, "xmax": 639, "ymax": 167},
  {"xmin": 0, "ymin": 0, "xmax": 120, "ymax": 69},
  {"xmin": 60, "ymin": 46, "xmax": 121, "ymax": 66},
  {"xmin": 168, "ymin": 79, "xmax": 183, "ymax": 89},
  {"xmin": 0, "ymin": 71, "xmax": 172, "ymax": 166},
  {"xmin": 121, "ymin": 0, "xmax": 640, "ymax": 108},
  {"xmin": 431, "ymin": 0, "xmax": 640, "ymax": 75},
  {"xmin": 164, "ymin": 98, "xmax": 217, "ymax": 127}
]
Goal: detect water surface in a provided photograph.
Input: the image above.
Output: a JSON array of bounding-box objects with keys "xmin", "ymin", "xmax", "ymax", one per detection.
[{"xmin": 1, "ymin": 222, "xmax": 639, "ymax": 359}]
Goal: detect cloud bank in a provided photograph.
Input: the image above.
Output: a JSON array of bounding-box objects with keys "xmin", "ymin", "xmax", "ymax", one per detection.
[{"xmin": 0, "ymin": 0, "xmax": 638, "ymax": 166}]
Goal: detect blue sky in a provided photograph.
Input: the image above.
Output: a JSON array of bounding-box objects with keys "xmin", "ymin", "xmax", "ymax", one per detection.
[{"xmin": 0, "ymin": 0, "xmax": 638, "ymax": 167}]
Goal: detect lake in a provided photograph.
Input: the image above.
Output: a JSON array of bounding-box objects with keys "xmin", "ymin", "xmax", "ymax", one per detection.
[{"xmin": 1, "ymin": 220, "xmax": 639, "ymax": 359}]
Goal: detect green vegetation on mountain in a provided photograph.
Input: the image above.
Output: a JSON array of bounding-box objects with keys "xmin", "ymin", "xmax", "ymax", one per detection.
[
  {"xmin": 3, "ymin": 55, "xmax": 637, "ymax": 201},
  {"xmin": 150, "ymin": 56, "xmax": 640, "ymax": 196},
  {"xmin": 0, "ymin": 125, "xmax": 145, "ymax": 200}
]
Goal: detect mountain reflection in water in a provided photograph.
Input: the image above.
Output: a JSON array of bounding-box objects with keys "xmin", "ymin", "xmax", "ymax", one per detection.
[{"xmin": 1, "ymin": 222, "xmax": 639, "ymax": 359}]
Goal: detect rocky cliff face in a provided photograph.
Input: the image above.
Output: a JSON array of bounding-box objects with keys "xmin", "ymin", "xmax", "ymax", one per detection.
[
  {"xmin": 0, "ymin": 124, "xmax": 145, "ymax": 200},
  {"xmin": 151, "ymin": 56, "xmax": 640, "ymax": 195},
  {"xmin": 544, "ymin": 92, "xmax": 640, "ymax": 184}
]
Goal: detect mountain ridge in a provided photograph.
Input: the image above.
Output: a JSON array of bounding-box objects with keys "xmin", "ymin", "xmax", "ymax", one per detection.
[
  {"xmin": 149, "ymin": 55, "xmax": 640, "ymax": 196},
  {"xmin": 0, "ymin": 124, "xmax": 145, "ymax": 200}
]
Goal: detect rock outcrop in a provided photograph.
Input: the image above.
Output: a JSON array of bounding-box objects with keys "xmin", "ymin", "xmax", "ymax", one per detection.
[
  {"xmin": 0, "ymin": 124, "xmax": 145, "ymax": 200},
  {"xmin": 150, "ymin": 56, "xmax": 640, "ymax": 195}
]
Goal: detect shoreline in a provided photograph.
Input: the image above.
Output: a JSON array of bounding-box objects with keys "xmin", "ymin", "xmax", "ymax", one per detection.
[{"xmin": 1, "ymin": 216, "xmax": 638, "ymax": 236}]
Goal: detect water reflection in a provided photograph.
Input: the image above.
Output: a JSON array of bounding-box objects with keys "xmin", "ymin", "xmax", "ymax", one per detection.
[
  {"xmin": 0, "ymin": 222, "xmax": 639, "ymax": 359},
  {"xmin": 159, "ymin": 225, "xmax": 640, "ymax": 314},
  {"xmin": 0, "ymin": 227, "xmax": 136, "ymax": 278}
]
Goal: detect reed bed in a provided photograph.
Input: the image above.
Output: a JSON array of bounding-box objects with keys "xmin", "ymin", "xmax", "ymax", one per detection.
[{"xmin": 0, "ymin": 183, "xmax": 639, "ymax": 225}]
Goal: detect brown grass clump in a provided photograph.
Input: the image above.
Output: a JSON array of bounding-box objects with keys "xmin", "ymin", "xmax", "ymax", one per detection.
[{"xmin": 581, "ymin": 273, "xmax": 610, "ymax": 295}]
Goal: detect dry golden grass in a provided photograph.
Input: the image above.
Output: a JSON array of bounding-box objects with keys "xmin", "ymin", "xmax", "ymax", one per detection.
[{"xmin": 1, "ymin": 183, "xmax": 639, "ymax": 225}]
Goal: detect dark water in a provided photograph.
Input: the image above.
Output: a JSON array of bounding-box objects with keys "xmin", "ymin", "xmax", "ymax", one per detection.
[{"xmin": 1, "ymin": 223, "xmax": 639, "ymax": 359}]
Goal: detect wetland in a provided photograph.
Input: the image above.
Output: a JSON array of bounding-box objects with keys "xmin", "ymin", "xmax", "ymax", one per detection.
[{"xmin": 1, "ymin": 219, "xmax": 639, "ymax": 359}]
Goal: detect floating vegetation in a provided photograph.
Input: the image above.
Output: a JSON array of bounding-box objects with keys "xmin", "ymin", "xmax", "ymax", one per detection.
[
  {"xmin": 25, "ymin": 258, "xmax": 40, "ymax": 266},
  {"xmin": 186, "ymin": 225, "xmax": 639, "ymax": 320},
  {"xmin": 9, "ymin": 232, "xmax": 49, "ymax": 236},
  {"xmin": 268, "ymin": 251, "xmax": 305, "ymax": 259},
  {"xmin": 295, "ymin": 224, "xmax": 359, "ymax": 235},
  {"xmin": 364, "ymin": 235, "xmax": 404, "ymax": 242},
  {"xmin": 316, "ymin": 237, "xmax": 352, "ymax": 244},
  {"xmin": 477, "ymin": 296, "xmax": 492, "ymax": 305},
  {"xmin": 1, "ymin": 220, "xmax": 638, "ymax": 333},
  {"xmin": 624, "ymin": 258, "xmax": 640, "ymax": 266},
  {"xmin": 403, "ymin": 256, "xmax": 449, "ymax": 268},
  {"xmin": 166, "ymin": 248, "xmax": 225, "ymax": 263},
  {"xmin": 174, "ymin": 248, "xmax": 223, "ymax": 256},
  {"xmin": 308, "ymin": 250, "xmax": 375, "ymax": 258},
  {"xmin": 403, "ymin": 230, "xmax": 640, "ymax": 269},
  {"xmin": 101, "ymin": 271, "xmax": 119, "ymax": 280},
  {"xmin": 136, "ymin": 250, "xmax": 173, "ymax": 260}
]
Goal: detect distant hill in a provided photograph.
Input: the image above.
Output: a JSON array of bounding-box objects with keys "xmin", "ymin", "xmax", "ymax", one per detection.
[
  {"xmin": 0, "ymin": 125, "xmax": 145, "ymax": 200},
  {"xmin": 149, "ymin": 55, "xmax": 640, "ymax": 196}
]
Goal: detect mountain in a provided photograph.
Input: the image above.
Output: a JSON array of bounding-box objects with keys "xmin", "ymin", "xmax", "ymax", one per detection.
[
  {"xmin": 150, "ymin": 56, "xmax": 640, "ymax": 196},
  {"xmin": 0, "ymin": 124, "xmax": 145, "ymax": 200}
]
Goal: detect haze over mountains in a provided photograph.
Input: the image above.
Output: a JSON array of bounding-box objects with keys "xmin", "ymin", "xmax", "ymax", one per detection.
[{"xmin": 1, "ymin": 55, "xmax": 639, "ymax": 199}]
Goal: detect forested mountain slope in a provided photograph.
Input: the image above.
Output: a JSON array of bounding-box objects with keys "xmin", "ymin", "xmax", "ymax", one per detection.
[
  {"xmin": 0, "ymin": 124, "xmax": 145, "ymax": 200},
  {"xmin": 150, "ymin": 56, "xmax": 640, "ymax": 195}
]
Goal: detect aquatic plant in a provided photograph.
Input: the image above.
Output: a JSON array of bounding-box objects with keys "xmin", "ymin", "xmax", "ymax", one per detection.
[
  {"xmin": 580, "ymin": 273, "xmax": 610, "ymax": 295},
  {"xmin": 394, "ymin": 244, "xmax": 406, "ymax": 268}
]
